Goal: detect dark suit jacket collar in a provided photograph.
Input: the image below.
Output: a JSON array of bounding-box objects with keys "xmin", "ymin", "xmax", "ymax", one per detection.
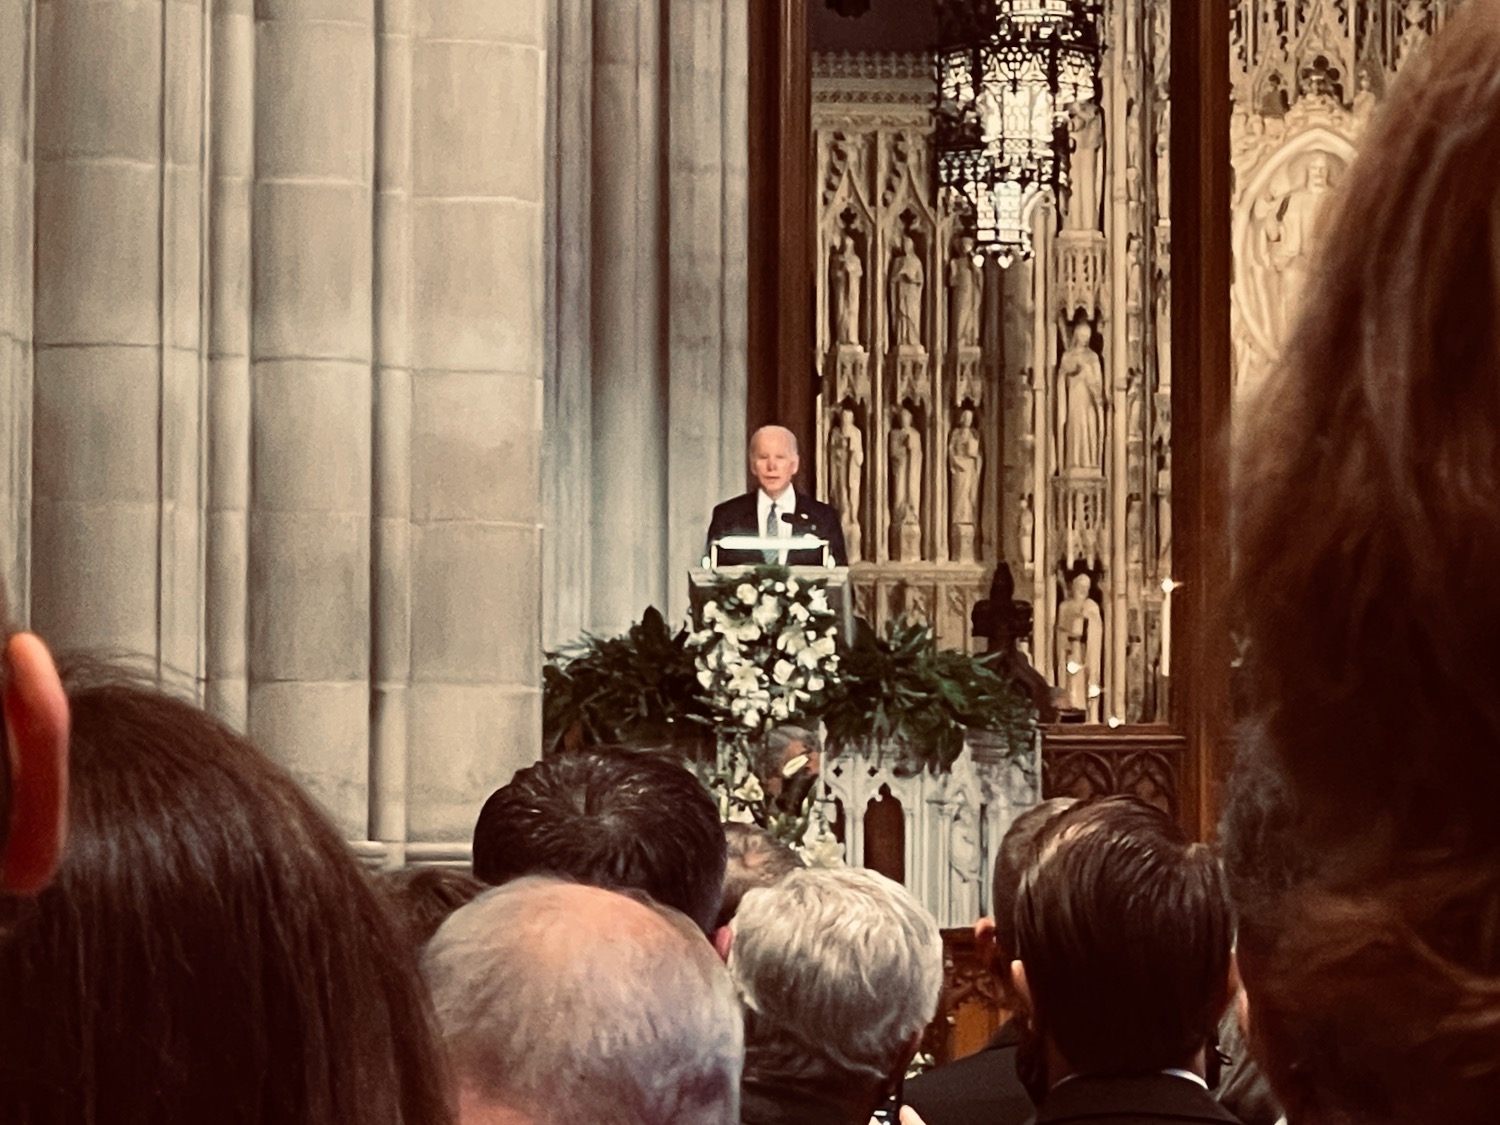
[
  {"xmin": 1035, "ymin": 1072, "xmax": 1239, "ymax": 1123},
  {"xmin": 739, "ymin": 1075, "xmax": 871, "ymax": 1125}
]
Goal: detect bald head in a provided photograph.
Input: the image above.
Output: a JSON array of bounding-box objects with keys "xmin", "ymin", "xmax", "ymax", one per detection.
[
  {"xmin": 424, "ymin": 878, "xmax": 743, "ymax": 1125},
  {"xmin": 748, "ymin": 426, "xmax": 800, "ymax": 499}
]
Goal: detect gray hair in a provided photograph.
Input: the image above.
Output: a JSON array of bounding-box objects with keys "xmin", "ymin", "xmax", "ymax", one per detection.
[
  {"xmin": 748, "ymin": 424, "xmax": 799, "ymax": 456},
  {"xmin": 728, "ymin": 866, "xmax": 944, "ymax": 1087},
  {"xmin": 423, "ymin": 877, "xmax": 743, "ymax": 1125}
]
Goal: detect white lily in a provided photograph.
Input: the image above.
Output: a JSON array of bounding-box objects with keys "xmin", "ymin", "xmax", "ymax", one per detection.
[
  {"xmin": 772, "ymin": 659, "xmax": 795, "ymax": 685},
  {"xmin": 736, "ymin": 582, "xmax": 758, "ymax": 605},
  {"xmin": 782, "ymin": 753, "xmax": 810, "ymax": 777}
]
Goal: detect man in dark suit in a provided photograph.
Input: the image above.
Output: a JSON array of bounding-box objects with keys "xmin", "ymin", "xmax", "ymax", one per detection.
[
  {"xmin": 705, "ymin": 425, "xmax": 848, "ymax": 567},
  {"xmin": 1011, "ymin": 798, "xmax": 1241, "ymax": 1125},
  {"xmin": 902, "ymin": 799, "xmax": 1078, "ymax": 1125}
]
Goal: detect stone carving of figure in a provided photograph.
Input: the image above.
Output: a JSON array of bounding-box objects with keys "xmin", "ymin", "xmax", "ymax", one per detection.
[
  {"xmin": 1065, "ymin": 101, "xmax": 1103, "ymax": 231},
  {"xmin": 1264, "ymin": 154, "xmax": 1335, "ymax": 346},
  {"xmin": 1399, "ymin": 0, "xmax": 1430, "ymax": 69},
  {"xmin": 890, "ymin": 236, "xmax": 925, "ymax": 348},
  {"xmin": 948, "ymin": 237, "xmax": 983, "ymax": 349},
  {"xmin": 1055, "ymin": 573, "xmax": 1104, "ymax": 719},
  {"xmin": 947, "ymin": 408, "xmax": 982, "ymax": 526},
  {"xmin": 1155, "ymin": 102, "xmax": 1171, "ymax": 216},
  {"xmin": 1352, "ymin": 68, "xmax": 1378, "ymax": 131},
  {"xmin": 890, "ymin": 407, "xmax": 922, "ymax": 525},
  {"xmin": 826, "ymin": 407, "xmax": 864, "ymax": 523},
  {"xmin": 832, "ymin": 235, "xmax": 863, "ymax": 346},
  {"xmin": 1018, "ymin": 495, "xmax": 1034, "ymax": 567},
  {"xmin": 1058, "ymin": 321, "xmax": 1105, "ymax": 472},
  {"xmin": 1258, "ymin": 72, "xmax": 1290, "ymax": 118}
]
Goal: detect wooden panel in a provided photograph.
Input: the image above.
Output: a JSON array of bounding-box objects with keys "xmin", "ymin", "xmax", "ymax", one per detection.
[{"xmin": 1042, "ymin": 725, "xmax": 1191, "ymax": 829}]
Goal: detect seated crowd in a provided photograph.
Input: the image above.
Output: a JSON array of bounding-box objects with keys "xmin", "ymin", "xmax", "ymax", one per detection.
[{"xmin": 2, "ymin": 5, "xmax": 1500, "ymax": 1124}]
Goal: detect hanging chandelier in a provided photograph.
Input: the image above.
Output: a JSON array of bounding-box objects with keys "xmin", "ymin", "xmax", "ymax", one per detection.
[{"xmin": 935, "ymin": 0, "xmax": 1104, "ymax": 265}]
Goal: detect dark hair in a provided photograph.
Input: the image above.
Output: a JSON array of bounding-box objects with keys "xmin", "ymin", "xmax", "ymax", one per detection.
[
  {"xmin": 1014, "ymin": 797, "xmax": 1231, "ymax": 1076},
  {"xmin": 0, "ymin": 663, "xmax": 453, "ymax": 1124},
  {"xmin": 1226, "ymin": 5, "xmax": 1500, "ymax": 1122},
  {"xmin": 991, "ymin": 797, "xmax": 1078, "ymax": 963},
  {"xmin": 716, "ymin": 822, "xmax": 804, "ymax": 929},
  {"xmin": 375, "ymin": 866, "xmax": 486, "ymax": 954},
  {"xmin": 472, "ymin": 746, "xmax": 727, "ymax": 934}
]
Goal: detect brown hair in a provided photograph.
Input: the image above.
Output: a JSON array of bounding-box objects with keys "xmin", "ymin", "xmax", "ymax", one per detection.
[
  {"xmin": 375, "ymin": 865, "xmax": 486, "ymax": 954},
  {"xmin": 1227, "ymin": 3, "xmax": 1500, "ymax": 1120},
  {"xmin": 0, "ymin": 661, "xmax": 453, "ymax": 1124},
  {"xmin": 716, "ymin": 821, "xmax": 804, "ymax": 929},
  {"xmin": 991, "ymin": 796, "xmax": 1077, "ymax": 963}
]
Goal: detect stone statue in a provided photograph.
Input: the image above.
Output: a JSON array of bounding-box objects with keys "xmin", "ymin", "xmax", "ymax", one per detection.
[
  {"xmin": 1058, "ymin": 321, "xmax": 1105, "ymax": 472},
  {"xmin": 890, "ymin": 406, "xmax": 922, "ymax": 526},
  {"xmin": 1352, "ymin": 68, "xmax": 1378, "ymax": 131},
  {"xmin": 1399, "ymin": 0, "xmax": 1430, "ymax": 69},
  {"xmin": 890, "ymin": 236, "xmax": 924, "ymax": 348},
  {"xmin": 826, "ymin": 406, "xmax": 864, "ymax": 524},
  {"xmin": 1019, "ymin": 495, "xmax": 1034, "ymax": 568},
  {"xmin": 1065, "ymin": 101, "xmax": 1103, "ymax": 231},
  {"xmin": 948, "ymin": 237, "xmax": 983, "ymax": 349},
  {"xmin": 1263, "ymin": 154, "xmax": 1335, "ymax": 346},
  {"xmin": 832, "ymin": 235, "xmax": 863, "ymax": 346},
  {"xmin": 1055, "ymin": 572, "xmax": 1104, "ymax": 720},
  {"xmin": 947, "ymin": 408, "xmax": 982, "ymax": 527}
]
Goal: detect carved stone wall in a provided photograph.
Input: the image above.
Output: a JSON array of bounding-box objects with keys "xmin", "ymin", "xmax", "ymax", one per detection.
[
  {"xmin": 1230, "ymin": 0, "xmax": 1469, "ymax": 407},
  {"xmin": 811, "ymin": 0, "xmax": 1173, "ymax": 726}
]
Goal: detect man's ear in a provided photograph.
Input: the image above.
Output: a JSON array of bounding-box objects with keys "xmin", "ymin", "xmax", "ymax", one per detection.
[
  {"xmin": 1, "ymin": 632, "xmax": 69, "ymax": 894},
  {"xmin": 1010, "ymin": 959, "xmax": 1033, "ymax": 1018},
  {"xmin": 973, "ymin": 915, "xmax": 997, "ymax": 972},
  {"xmin": 712, "ymin": 924, "xmax": 734, "ymax": 963}
]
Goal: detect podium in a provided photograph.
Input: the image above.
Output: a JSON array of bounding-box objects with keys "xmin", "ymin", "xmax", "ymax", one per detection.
[{"xmin": 691, "ymin": 535, "xmax": 855, "ymax": 643}]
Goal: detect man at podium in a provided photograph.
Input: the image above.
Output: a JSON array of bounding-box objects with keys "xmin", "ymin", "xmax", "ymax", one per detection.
[{"xmin": 706, "ymin": 425, "xmax": 848, "ymax": 567}]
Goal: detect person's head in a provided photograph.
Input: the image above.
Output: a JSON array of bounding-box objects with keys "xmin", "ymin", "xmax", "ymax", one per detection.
[
  {"xmin": 1307, "ymin": 153, "xmax": 1332, "ymax": 188},
  {"xmin": 975, "ymin": 797, "xmax": 1079, "ymax": 998},
  {"xmin": 748, "ymin": 426, "xmax": 799, "ymax": 498},
  {"xmin": 1071, "ymin": 320, "xmax": 1091, "ymax": 347},
  {"xmin": 1069, "ymin": 573, "xmax": 1091, "ymax": 599},
  {"xmin": 727, "ymin": 866, "xmax": 943, "ymax": 1114},
  {"xmin": 375, "ymin": 865, "xmax": 486, "ymax": 956},
  {"xmin": 839, "ymin": 405, "xmax": 854, "ymax": 427},
  {"xmin": 1012, "ymin": 797, "xmax": 1232, "ymax": 1080},
  {"xmin": 424, "ymin": 878, "xmax": 742, "ymax": 1125},
  {"xmin": 1229, "ymin": 8, "xmax": 1500, "ymax": 1120},
  {"xmin": 0, "ymin": 661, "xmax": 450, "ymax": 1124},
  {"xmin": 471, "ymin": 747, "xmax": 726, "ymax": 934},
  {"xmin": 0, "ymin": 576, "xmax": 68, "ymax": 901},
  {"xmin": 958, "ymin": 407, "xmax": 973, "ymax": 427},
  {"xmin": 715, "ymin": 822, "xmax": 804, "ymax": 930},
  {"xmin": 898, "ymin": 406, "xmax": 913, "ymax": 427}
]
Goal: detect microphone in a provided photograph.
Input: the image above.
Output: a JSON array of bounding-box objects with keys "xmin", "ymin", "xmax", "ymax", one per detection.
[{"xmin": 780, "ymin": 510, "xmax": 814, "ymax": 529}]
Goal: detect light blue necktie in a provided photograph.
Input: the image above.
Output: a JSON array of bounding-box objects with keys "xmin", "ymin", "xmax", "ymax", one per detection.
[{"xmin": 764, "ymin": 501, "xmax": 778, "ymax": 563}]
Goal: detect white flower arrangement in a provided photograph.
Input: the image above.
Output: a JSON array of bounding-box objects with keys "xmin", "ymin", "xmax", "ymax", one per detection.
[{"xmin": 688, "ymin": 568, "xmax": 841, "ymax": 742}]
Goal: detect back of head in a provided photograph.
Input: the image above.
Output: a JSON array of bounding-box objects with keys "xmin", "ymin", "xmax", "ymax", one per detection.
[
  {"xmin": 1227, "ymin": 4, "xmax": 1500, "ymax": 1121},
  {"xmin": 423, "ymin": 878, "xmax": 742, "ymax": 1125},
  {"xmin": 0, "ymin": 662, "xmax": 450, "ymax": 1125},
  {"xmin": 991, "ymin": 797, "xmax": 1078, "ymax": 962},
  {"xmin": 728, "ymin": 865, "xmax": 943, "ymax": 1090},
  {"xmin": 375, "ymin": 866, "xmax": 486, "ymax": 955},
  {"xmin": 471, "ymin": 747, "xmax": 726, "ymax": 933},
  {"xmin": 716, "ymin": 822, "xmax": 804, "ymax": 929},
  {"xmin": 1015, "ymin": 797, "xmax": 1231, "ymax": 1076}
]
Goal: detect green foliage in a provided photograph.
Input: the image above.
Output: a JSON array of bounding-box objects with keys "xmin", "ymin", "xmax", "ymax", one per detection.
[
  {"xmin": 819, "ymin": 616, "xmax": 1036, "ymax": 771},
  {"xmin": 541, "ymin": 606, "xmax": 712, "ymax": 755}
]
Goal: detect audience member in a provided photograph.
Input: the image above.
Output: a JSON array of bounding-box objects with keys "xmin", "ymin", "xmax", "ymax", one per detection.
[
  {"xmin": 902, "ymin": 798, "xmax": 1077, "ymax": 1125},
  {"xmin": 424, "ymin": 877, "xmax": 742, "ymax": 1125},
  {"xmin": 376, "ymin": 865, "xmax": 486, "ymax": 954},
  {"xmin": 716, "ymin": 821, "xmax": 804, "ymax": 929},
  {"xmin": 0, "ymin": 577, "xmax": 68, "ymax": 902},
  {"xmin": 728, "ymin": 866, "xmax": 943, "ymax": 1125},
  {"xmin": 472, "ymin": 746, "xmax": 727, "ymax": 933},
  {"xmin": 1225, "ymin": 4, "xmax": 1500, "ymax": 1123},
  {"xmin": 0, "ymin": 660, "xmax": 452, "ymax": 1124},
  {"xmin": 1012, "ymin": 797, "xmax": 1237, "ymax": 1125}
]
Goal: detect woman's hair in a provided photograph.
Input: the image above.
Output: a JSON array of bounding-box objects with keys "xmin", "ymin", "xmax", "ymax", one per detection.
[
  {"xmin": 0, "ymin": 661, "xmax": 453, "ymax": 1124},
  {"xmin": 1226, "ymin": 3, "xmax": 1500, "ymax": 1121},
  {"xmin": 374, "ymin": 865, "xmax": 486, "ymax": 954}
]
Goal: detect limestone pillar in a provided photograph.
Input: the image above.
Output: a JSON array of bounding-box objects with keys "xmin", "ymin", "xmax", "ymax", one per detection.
[
  {"xmin": 31, "ymin": 0, "xmax": 205, "ymax": 678},
  {"xmin": 247, "ymin": 0, "xmax": 375, "ymax": 835},
  {"xmin": 403, "ymin": 0, "xmax": 547, "ymax": 843},
  {"xmin": 0, "ymin": 0, "xmax": 34, "ymax": 607}
]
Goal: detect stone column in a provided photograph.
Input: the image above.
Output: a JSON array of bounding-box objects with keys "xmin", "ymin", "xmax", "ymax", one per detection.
[
  {"xmin": 0, "ymin": 0, "xmax": 34, "ymax": 607},
  {"xmin": 590, "ymin": 0, "xmax": 668, "ymax": 634},
  {"xmin": 247, "ymin": 0, "xmax": 375, "ymax": 836},
  {"xmin": 31, "ymin": 0, "xmax": 204, "ymax": 664},
  {"xmin": 205, "ymin": 0, "xmax": 255, "ymax": 727},
  {"xmin": 403, "ymin": 0, "xmax": 546, "ymax": 843}
]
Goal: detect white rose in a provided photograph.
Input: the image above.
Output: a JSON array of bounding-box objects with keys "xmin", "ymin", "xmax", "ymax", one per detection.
[
  {"xmin": 772, "ymin": 659, "xmax": 795, "ymax": 685},
  {"xmin": 774, "ymin": 581, "xmax": 786, "ymax": 592},
  {"xmin": 789, "ymin": 603, "xmax": 810, "ymax": 623},
  {"xmin": 696, "ymin": 669, "xmax": 713, "ymax": 688},
  {"xmin": 733, "ymin": 774, "xmax": 765, "ymax": 802},
  {"xmin": 786, "ymin": 578, "xmax": 800, "ymax": 596},
  {"xmin": 807, "ymin": 675, "xmax": 824, "ymax": 693},
  {"xmin": 782, "ymin": 631, "xmax": 808, "ymax": 655},
  {"xmin": 770, "ymin": 697, "xmax": 790, "ymax": 721},
  {"xmin": 726, "ymin": 805, "xmax": 755, "ymax": 825},
  {"xmin": 703, "ymin": 601, "xmax": 720, "ymax": 620},
  {"xmin": 743, "ymin": 708, "xmax": 761, "ymax": 728},
  {"xmin": 796, "ymin": 646, "xmax": 820, "ymax": 670},
  {"xmin": 809, "ymin": 590, "xmax": 829, "ymax": 612},
  {"xmin": 729, "ymin": 664, "xmax": 761, "ymax": 694},
  {"xmin": 736, "ymin": 582, "xmax": 758, "ymax": 605},
  {"xmin": 752, "ymin": 596, "xmax": 780, "ymax": 630},
  {"xmin": 737, "ymin": 622, "xmax": 762, "ymax": 643},
  {"xmin": 812, "ymin": 636, "xmax": 837, "ymax": 658},
  {"xmin": 804, "ymin": 838, "xmax": 846, "ymax": 868}
]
